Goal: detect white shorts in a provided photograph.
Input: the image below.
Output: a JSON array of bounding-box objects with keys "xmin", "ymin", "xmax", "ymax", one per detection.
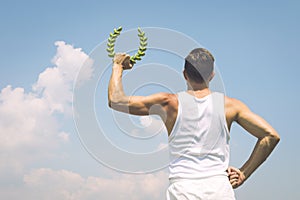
[{"xmin": 166, "ymin": 175, "xmax": 236, "ymax": 200}]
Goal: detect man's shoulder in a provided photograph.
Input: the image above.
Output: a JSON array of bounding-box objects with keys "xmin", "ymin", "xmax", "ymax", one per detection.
[
  {"xmin": 225, "ymin": 96, "xmax": 244, "ymax": 107},
  {"xmin": 154, "ymin": 92, "xmax": 177, "ymax": 100},
  {"xmin": 166, "ymin": 93, "xmax": 178, "ymax": 108},
  {"xmin": 224, "ymin": 96, "xmax": 250, "ymax": 117},
  {"xmin": 152, "ymin": 92, "xmax": 178, "ymax": 107}
]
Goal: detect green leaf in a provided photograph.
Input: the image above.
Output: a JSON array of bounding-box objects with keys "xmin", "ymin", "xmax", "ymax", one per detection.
[
  {"xmin": 106, "ymin": 47, "xmax": 114, "ymax": 53},
  {"xmin": 140, "ymin": 37, "xmax": 147, "ymax": 42},
  {"xmin": 117, "ymin": 26, "xmax": 122, "ymax": 32},
  {"xmin": 108, "ymin": 53, "xmax": 115, "ymax": 57},
  {"xmin": 140, "ymin": 41, "xmax": 148, "ymax": 46},
  {"xmin": 138, "ymin": 50, "xmax": 145, "ymax": 56},
  {"xmin": 110, "ymin": 32, "xmax": 117, "ymax": 38},
  {"xmin": 130, "ymin": 56, "xmax": 136, "ymax": 63},
  {"xmin": 138, "ymin": 32, "xmax": 145, "ymax": 37},
  {"xmin": 114, "ymin": 28, "xmax": 121, "ymax": 34},
  {"xmin": 138, "ymin": 27, "xmax": 142, "ymax": 33},
  {"xmin": 108, "ymin": 37, "xmax": 116, "ymax": 43},
  {"xmin": 134, "ymin": 55, "xmax": 141, "ymax": 60},
  {"xmin": 107, "ymin": 42, "xmax": 115, "ymax": 48},
  {"xmin": 139, "ymin": 46, "xmax": 147, "ymax": 51}
]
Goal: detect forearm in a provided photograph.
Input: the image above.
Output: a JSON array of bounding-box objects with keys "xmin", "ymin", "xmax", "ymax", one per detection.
[
  {"xmin": 108, "ymin": 64, "xmax": 129, "ymax": 106},
  {"xmin": 240, "ymin": 134, "xmax": 280, "ymax": 180}
]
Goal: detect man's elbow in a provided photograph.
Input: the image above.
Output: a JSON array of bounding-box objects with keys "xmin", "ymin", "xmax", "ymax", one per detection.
[
  {"xmin": 268, "ymin": 131, "xmax": 280, "ymax": 146},
  {"xmin": 272, "ymin": 133, "xmax": 280, "ymax": 144},
  {"xmin": 108, "ymin": 99, "xmax": 125, "ymax": 110},
  {"xmin": 259, "ymin": 130, "xmax": 280, "ymax": 148},
  {"xmin": 108, "ymin": 96, "xmax": 119, "ymax": 109},
  {"xmin": 108, "ymin": 99, "xmax": 119, "ymax": 109}
]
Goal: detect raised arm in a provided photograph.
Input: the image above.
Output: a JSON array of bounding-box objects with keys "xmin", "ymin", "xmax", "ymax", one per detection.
[
  {"xmin": 226, "ymin": 98, "xmax": 280, "ymax": 188},
  {"xmin": 108, "ymin": 53, "xmax": 178, "ymax": 134}
]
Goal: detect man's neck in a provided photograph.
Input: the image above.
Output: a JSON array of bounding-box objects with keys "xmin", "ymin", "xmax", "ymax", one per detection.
[
  {"xmin": 186, "ymin": 82, "xmax": 211, "ymax": 98},
  {"xmin": 187, "ymin": 81, "xmax": 209, "ymax": 90}
]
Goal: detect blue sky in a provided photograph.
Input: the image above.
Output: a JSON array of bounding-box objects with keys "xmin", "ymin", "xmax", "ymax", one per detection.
[{"xmin": 0, "ymin": 0, "xmax": 299, "ymax": 199}]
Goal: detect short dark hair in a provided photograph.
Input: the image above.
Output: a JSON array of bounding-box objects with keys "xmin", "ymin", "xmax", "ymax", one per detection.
[{"xmin": 184, "ymin": 48, "xmax": 214, "ymax": 83}]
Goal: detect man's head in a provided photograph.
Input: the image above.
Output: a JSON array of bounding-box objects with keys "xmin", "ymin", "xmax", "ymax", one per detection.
[{"xmin": 184, "ymin": 48, "xmax": 215, "ymax": 85}]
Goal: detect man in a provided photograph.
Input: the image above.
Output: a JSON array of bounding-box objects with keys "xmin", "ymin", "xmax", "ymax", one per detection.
[{"xmin": 108, "ymin": 48, "xmax": 280, "ymax": 199}]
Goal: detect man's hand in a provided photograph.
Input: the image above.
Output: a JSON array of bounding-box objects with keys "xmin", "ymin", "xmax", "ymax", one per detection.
[
  {"xmin": 227, "ymin": 166, "xmax": 246, "ymax": 189},
  {"xmin": 113, "ymin": 53, "xmax": 133, "ymax": 70}
]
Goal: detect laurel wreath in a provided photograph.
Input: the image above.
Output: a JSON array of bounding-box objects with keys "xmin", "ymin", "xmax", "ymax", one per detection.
[{"xmin": 106, "ymin": 26, "xmax": 147, "ymax": 65}]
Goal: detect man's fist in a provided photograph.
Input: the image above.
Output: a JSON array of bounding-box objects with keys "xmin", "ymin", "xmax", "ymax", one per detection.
[
  {"xmin": 227, "ymin": 166, "xmax": 246, "ymax": 189},
  {"xmin": 113, "ymin": 53, "xmax": 133, "ymax": 70}
]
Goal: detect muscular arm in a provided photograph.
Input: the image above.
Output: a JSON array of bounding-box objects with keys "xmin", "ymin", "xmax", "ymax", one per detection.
[
  {"xmin": 108, "ymin": 63, "xmax": 172, "ymax": 115},
  {"xmin": 226, "ymin": 98, "xmax": 280, "ymax": 187},
  {"xmin": 108, "ymin": 54, "xmax": 177, "ymax": 134},
  {"xmin": 236, "ymin": 100, "xmax": 280, "ymax": 179}
]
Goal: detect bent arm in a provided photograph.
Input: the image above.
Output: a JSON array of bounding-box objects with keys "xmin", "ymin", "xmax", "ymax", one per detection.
[
  {"xmin": 108, "ymin": 63, "xmax": 173, "ymax": 117},
  {"xmin": 235, "ymin": 99, "xmax": 280, "ymax": 180}
]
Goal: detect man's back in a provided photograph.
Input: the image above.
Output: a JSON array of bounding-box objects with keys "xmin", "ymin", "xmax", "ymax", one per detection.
[{"xmin": 168, "ymin": 91, "xmax": 229, "ymax": 180}]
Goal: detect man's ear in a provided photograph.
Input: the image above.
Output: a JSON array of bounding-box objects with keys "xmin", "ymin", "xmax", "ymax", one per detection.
[{"xmin": 183, "ymin": 70, "xmax": 188, "ymax": 80}]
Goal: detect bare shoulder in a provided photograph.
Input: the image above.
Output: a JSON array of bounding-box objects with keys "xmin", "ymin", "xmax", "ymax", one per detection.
[
  {"xmin": 163, "ymin": 92, "xmax": 178, "ymax": 109},
  {"xmin": 225, "ymin": 96, "xmax": 249, "ymax": 111},
  {"xmin": 146, "ymin": 92, "xmax": 178, "ymax": 111},
  {"xmin": 224, "ymin": 96, "xmax": 250, "ymax": 123},
  {"xmin": 152, "ymin": 92, "xmax": 177, "ymax": 103}
]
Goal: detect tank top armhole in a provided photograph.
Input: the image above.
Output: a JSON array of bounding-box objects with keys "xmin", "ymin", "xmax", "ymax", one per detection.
[
  {"xmin": 219, "ymin": 93, "xmax": 231, "ymax": 140},
  {"xmin": 168, "ymin": 93, "xmax": 182, "ymax": 141}
]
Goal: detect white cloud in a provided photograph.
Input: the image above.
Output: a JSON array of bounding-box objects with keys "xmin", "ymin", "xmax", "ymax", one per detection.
[
  {"xmin": 0, "ymin": 86, "xmax": 58, "ymax": 149},
  {"xmin": 130, "ymin": 115, "xmax": 167, "ymax": 138},
  {"xmin": 33, "ymin": 41, "xmax": 94, "ymax": 115},
  {"xmin": 0, "ymin": 41, "xmax": 93, "ymax": 185},
  {"xmin": 129, "ymin": 116, "xmax": 168, "ymax": 153},
  {"xmin": 19, "ymin": 168, "xmax": 168, "ymax": 200},
  {"xmin": 0, "ymin": 86, "xmax": 62, "ymax": 182}
]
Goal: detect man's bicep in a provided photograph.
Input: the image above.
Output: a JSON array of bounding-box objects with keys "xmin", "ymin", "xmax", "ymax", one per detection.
[
  {"xmin": 109, "ymin": 95, "xmax": 148, "ymax": 115},
  {"xmin": 124, "ymin": 93, "xmax": 171, "ymax": 116}
]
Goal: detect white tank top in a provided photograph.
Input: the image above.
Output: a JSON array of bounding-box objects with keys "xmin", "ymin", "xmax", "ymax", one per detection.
[{"xmin": 168, "ymin": 91, "xmax": 230, "ymax": 180}]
